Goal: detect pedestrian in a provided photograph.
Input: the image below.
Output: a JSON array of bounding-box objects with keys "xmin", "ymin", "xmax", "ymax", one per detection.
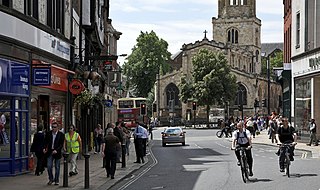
[
  {"xmin": 94, "ymin": 124, "xmax": 103, "ymax": 154},
  {"xmin": 64, "ymin": 124, "xmax": 82, "ymax": 176},
  {"xmin": 114, "ymin": 122, "xmax": 124, "ymax": 162},
  {"xmin": 141, "ymin": 124, "xmax": 149, "ymax": 156},
  {"xmin": 269, "ymin": 116, "xmax": 278, "ymax": 143},
  {"xmin": 101, "ymin": 128, "xmax": 120, "ymax": 179},
  {"xmin": 121, "ymin": 123, "xmax": 131, "ymax": 156},
  {"xmin": 307, "ymin": 119, "xmax": 318, "ymax": 146},
  {"xmin": 30, "ymin": 124, "xmax": 45, "ymax": 176},
  {"xmin": 133, "ymin": 118, "xmax": 145, "ymax": 163},
  {"xmin": 43, "ymin": 122, "xmax": 65, "ymax": 185}
]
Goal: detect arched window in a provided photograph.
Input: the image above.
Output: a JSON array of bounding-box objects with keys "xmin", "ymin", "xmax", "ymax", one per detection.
[
  {"xmin": 227, "ymin": 28, "xmax": 239, "ymax": 44},
  {"xmin": 255, "ymin": 50, "xmax": 259, "ymax": 62},
  {"xmin": 230, "ymin": 0, "xmax": 238, "ymax": 5},
  {"xmin": 235, "ymin": 84, "xmax": 247, "ymax": 105},
  {"xmin": 240, "ymin": 0, "xmax": 248, "ymax": 5},
  {"xmin": 165, "ymin": 83, "xmax": 180, "ymax": 107}
]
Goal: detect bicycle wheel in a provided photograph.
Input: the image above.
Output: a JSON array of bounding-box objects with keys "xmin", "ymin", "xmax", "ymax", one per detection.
[
  {"xmin": 216, "ymin": 130, "xmax": 223, "ymax": 138},
  {"xmin": 240, "ymin": 156, "xmax": 248, "ymax": 183},
  {"xmin": 286, "ymin": 155, "xmax": 290, "ymax": 177}
]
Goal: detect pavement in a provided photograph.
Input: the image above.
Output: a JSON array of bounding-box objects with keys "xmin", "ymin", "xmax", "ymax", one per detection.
[
  {"xmin": 0, "ymin": 140, "xmax": 147, "ymax": 190},
  {"xmin": 1, "ymin": 128, "xmax": 319, "ymax": 190}
]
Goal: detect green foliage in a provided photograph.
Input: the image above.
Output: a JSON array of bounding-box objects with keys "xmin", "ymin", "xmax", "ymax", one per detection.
[
  {"xmin": 179, "ymin": 74, "xmax": 195, "ymax": 103},
  {"xmin": 122, "ymin": 31, "xmax": 171, "ymax": 97},
  {"xmin": 261, "ymin": 51, "xmax": 283, "ymax": 77},
  {"xmin": 74, "ymin": 89, "xmax": 94, "ymax": 106},
  {"xmin": 185, "ymin": 49, "xmax": 237, "ymax": 107}
]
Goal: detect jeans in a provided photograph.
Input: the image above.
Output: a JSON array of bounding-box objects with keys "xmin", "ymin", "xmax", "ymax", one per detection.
[
  {"xmin": 94, "ymin": 137, "xmax": 102, "ymax": 152},
  {"xmin": 47, "ymin": 154, "xmax": 61, "ymax": 183}
]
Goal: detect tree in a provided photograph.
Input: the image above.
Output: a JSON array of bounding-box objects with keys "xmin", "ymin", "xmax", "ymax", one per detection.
[
  {"xmin": 122, "ymin": 31, "xmax": 171, "ymax": 97},
  {"xmin": 261, "ymin": 51, "xmax": 283, "ymax": 77},
  {"xmin": 179, "ymin": 49, "xmax": 237, "ymax": 127}
]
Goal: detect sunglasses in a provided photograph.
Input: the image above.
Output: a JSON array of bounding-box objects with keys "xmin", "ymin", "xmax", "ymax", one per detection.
[
  {"xmin": 69, "ymin": 128, "xmax": 74, "ymax": 130},
  {"xmin": 52, "ymin": 126, "xmax": 58, "ymax": 128}
]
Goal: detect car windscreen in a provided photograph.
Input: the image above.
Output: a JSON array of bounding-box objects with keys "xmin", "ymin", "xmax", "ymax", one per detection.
[{"xmin": 165, "ymin": 128, "xmax": 182, "ymax": 134}]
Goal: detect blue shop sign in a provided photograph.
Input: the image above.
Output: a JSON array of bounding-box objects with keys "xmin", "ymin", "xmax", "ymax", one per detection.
[
  {"xmin": 32, "ymin": 67, "xmax": 51, "ymax": 85},
  {"xmin": 105, "ymin": 100, "xmax": 113, "ymax": 107},
  {"xmin": 0, "ymin": 58, "xmax": 29, "ymax": 96}
]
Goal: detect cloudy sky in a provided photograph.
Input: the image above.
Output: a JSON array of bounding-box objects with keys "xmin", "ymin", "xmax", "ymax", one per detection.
[{"xmin": 109, "ymin": 0, "xmax": 283, "ymax": 64}]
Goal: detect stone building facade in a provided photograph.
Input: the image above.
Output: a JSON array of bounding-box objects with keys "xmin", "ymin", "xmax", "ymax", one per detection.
[{"xmin": 155, "ymin": 0, "xmax": 282, "ymax": 124}]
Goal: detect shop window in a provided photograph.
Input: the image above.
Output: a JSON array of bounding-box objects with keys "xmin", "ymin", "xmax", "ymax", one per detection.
[
  {"xmin": 294, "ymin": 78, "xmax": 311, "ymax": 132},
  {"xmin": 15, "ymin": 99, "xmax": 20, "ymax": 110},
  {"xmin": 15, "ymin": 112, "xmax": 20, "ymax": 158},
  {"xmin": 22, "ymin": 112, "xmax": 27, "ymax": 157},
  {"xmin": 0, "ymin": 100, "xmax": 10, "ymax": 109},
  {"xmin": 0, "ymin": 112, "xmax": 10, "ymax": 158}
]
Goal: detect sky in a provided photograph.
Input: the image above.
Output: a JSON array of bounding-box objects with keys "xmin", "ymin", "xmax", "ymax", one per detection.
[{"xmin": 109, "ymin": 0, "xmax": 284, "ymax": 64}]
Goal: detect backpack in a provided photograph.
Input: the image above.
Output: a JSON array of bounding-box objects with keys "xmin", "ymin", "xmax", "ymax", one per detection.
[{"xmin": 236, "ymin": 129, "xmax": 248, "ymax": 143}]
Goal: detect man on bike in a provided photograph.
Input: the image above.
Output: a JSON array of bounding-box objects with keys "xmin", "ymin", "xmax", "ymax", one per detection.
[
  {"xmin": 276, "ymin": 117, "xmax": 297, "ymax": 172},
  {"xmin": 231, "ymin": 122, "xmax": 254, "ymax": 176}
]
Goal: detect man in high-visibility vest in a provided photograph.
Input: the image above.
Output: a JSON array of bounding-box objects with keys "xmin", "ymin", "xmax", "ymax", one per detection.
[{"xmin": 64, "ymin": 124, "xmax": 82, "ymax": 176}]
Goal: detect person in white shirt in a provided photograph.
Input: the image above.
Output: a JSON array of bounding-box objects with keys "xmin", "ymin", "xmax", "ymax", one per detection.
[{"xmin": 231, "ymin": 122, "xmax": 254, "ymax": 176}]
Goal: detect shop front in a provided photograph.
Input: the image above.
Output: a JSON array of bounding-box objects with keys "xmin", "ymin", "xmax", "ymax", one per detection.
[
  {"xmin": 292, "ymin": 54, "xmax": 320, "ymax": 140},
  {"xmin": 31, "ymin": 60, "xmax": 74, "ymax": 135},
  {"xmin": 0, "ymin": 58, "xmax": 30, "ymax": 176}
]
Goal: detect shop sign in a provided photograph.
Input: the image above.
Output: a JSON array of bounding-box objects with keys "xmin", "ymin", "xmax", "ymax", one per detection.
[
  {"xmin": 69, "ymin": 79, "xmax": 85, "ymax": 95},
  {"xmin": 105, "ymin": 99, "xmax": 113, "ymax": 107},
  {"xmin": 0, "ymin": 58, "xmax": 29, "ymax": 95},
  {"xmin": 32, "ymin": 67, "xmax": 51, "ymax": 86}
]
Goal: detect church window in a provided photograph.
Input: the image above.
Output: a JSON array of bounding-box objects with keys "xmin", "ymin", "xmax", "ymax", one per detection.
[
  {"xmin": 227, "ymin": 28, "xmax": 239, "ymax": 44},
  {"xmin": 236, "ymin": 84, "xmax": 247, "ymax": 105},
  {"xmin": 238, "ymin": 58, "xmax": 240, "ymax": 69},
  {"xmin": 165, "ymin": 83, "xmax": 180, "ymax": 107},
  {"xmin": 255, "ymin": 50, "xmax": 259, "ymax": 62}
]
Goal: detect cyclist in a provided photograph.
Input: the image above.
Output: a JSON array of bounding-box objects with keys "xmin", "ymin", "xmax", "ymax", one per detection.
[
  {"xmin": 276, "ymin": 117, "xmax": 297, "ymax": 172},
  {"xmin": 231, "ymin": 122, "xmax": 253, "ymax": 176}
]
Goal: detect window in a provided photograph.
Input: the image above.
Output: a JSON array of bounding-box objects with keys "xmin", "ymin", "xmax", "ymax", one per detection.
[
  {"xmin": 230, "ymin": 0, "xmax": 238, "ymax": 5},
  {"xmin": 296, "ymin": 12, "xmax": 300, "ymax": 48},
  {"xmin": 227, "ymin": 28, "xmax": 239, "ymax": 44},
  {"xmin": 236, "ymin": 84, "xmax": 247, "ymax": 105},
  {"xmin": 47, "ymin": 0, "xmax": 65, "ymax": 34},
  {"xmin": 24, "ymin": 0, "xmax": 39, "ymax": 20},
  {"xmin": 165, "ymin": 83, "xmax": 180, "ymax": 107},
  {"xmin": 240, "ymin": 0, "xmax": 247, "ymax": 5},
  {"xmin": 0, "ymin": 0, "xmax": 10, "ymax": 7}
]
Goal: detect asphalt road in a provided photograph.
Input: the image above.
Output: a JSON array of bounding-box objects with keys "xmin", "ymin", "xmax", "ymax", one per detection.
[{"xmin": 111, "ymin": 128, "xmax": 320, "ymax": 190}]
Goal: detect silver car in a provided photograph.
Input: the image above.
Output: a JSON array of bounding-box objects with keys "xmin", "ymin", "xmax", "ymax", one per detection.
[{"xmin": 161, "ymin": 127, "xmax": 186, "ymax": 146}]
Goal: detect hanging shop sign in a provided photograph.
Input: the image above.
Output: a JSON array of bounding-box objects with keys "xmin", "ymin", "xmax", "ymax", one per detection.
[
  {"xmin": 69, "ymin": 79, "xmax": 85, "ymax": 95},
  {"xmin": 32, "ymin": 65, "xmax": 51, "ymax": 86}
]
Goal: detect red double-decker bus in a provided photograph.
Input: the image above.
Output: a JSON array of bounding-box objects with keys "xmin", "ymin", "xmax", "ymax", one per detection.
[{"xmin": 117, "ymin": 97, "xmax": 147, "ymax": 128}]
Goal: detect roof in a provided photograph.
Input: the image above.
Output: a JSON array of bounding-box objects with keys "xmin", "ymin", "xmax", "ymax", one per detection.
[{"xmin": 261, "ymin": 43, "xmax": 283, "ymax": 57}]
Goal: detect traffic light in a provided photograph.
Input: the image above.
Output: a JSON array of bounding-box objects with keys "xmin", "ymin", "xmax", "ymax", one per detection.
[
  {"xmin": 254, "ymin": 99, "xmax": 259, "ymax": 107},
  {"xmin": 262, "ymin": 99, "xmax": 267, "ymax": 107},
  {"xmin": 238, "ymin": 104, "xmax": 243, "ymax": 111},
  {"xmin": 192, "ymin": 102, "xmax": 197, "ymax": 111},
  {"xmin": 152, "ymin": 103, "xmax": 157, "ymax": 112},
  {"xmin": 140, "ymin": 103, "xmax": 146, "ymax": 115}
]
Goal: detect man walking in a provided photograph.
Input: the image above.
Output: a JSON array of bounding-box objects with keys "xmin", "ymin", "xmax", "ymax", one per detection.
[
  {"xmin": 307, "ymin": 119, "xmax": 318, "ymax": 146},
  {"xmin": 64, "ymin": 124, "xmax": 82, "ymax": 176},
  {"xmin": 133, "ymin": 118, "xmax": 145, "ymax": 164},
  {"xmin": 102, "ymin": 128, "xmax": 120, "ymax": 179},
  {"xmin": 43, "ymin": 122, "xmax": 64, "ymax": 185}
]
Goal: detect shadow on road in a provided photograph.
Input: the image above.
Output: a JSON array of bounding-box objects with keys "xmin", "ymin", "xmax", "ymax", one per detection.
[
  {"xmin": 249, "ymin": 178, "xmax": 273, "ymax": 183},
  {"xmin": 285, "ymin": 173, "xmax": 318, "ymax": 178}
]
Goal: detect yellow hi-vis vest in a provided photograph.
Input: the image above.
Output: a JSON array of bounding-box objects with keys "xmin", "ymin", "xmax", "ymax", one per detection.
[{"xmin": 65, "ymin": 132, "xmax": 80, "ymax": 153}]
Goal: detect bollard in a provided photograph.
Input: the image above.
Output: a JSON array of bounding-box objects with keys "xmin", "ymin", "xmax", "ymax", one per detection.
[
  {"xmin": 121, "ymin": 144, "xmax": 126, "ymax": 168},
  {"xmin": 63, "ymin": 152, "xmax": 69, "ymax": 187},
  {"xmin": 83, "ymin": 153, "xmax": 90, "ymax": 189}
]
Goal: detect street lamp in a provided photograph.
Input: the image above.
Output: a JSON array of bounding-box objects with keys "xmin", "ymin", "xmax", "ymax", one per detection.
[{"xmin": 262, "ymin": 52, "xmax": 271, "ymax": 127}]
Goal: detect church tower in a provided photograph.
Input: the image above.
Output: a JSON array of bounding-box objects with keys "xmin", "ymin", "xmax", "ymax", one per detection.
[{"xmin": 213, "ymin": 0, "xmax": 261, "ymax": 73}]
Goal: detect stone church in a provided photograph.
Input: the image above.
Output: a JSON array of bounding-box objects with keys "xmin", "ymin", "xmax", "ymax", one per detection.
[{"xmin": 155, "ymin": 0, "xmax": 282, "ymax": 124}]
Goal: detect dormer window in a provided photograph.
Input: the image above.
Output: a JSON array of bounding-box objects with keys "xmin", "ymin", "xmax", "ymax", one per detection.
[{"xmin": 227, "ymin": 28, "xmax": 239, "ymax": 44}]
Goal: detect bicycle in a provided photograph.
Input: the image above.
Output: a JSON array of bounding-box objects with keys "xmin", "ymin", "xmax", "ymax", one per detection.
[
  {"xmin": 216, "ymin": 126, "xmax": 234, "ymax": 138},
  {"xmin": 233, "ymin": 146, "xmax": 251, "ymax": 183},
  {"xmin": 278, "ymin": 143, "xmax": 295, "ymax": 177}
]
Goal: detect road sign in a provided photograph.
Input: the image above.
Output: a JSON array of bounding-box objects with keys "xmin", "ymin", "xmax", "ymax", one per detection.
[{"xmin": 105, "ymin": 100, "xmax": 112, "ymax": 107}]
